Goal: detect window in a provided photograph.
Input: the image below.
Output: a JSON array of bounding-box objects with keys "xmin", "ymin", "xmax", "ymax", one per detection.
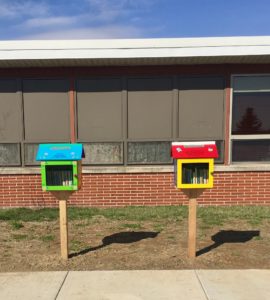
[
  {"xmin": 0, "ymin": 75, "xmax": 226, "ymax": 167},
  {"xmin": 83, "ymin": 143, "xmax": 123, "ymax": 165},
  {"xmin": 178, "ymin": 77, "xmax": 225, "ymax": 140},
  {"xmin": 77, "ymin": 77, "xmax": 175, "ymax": 165},
  {"xmin": 0, "ymin": 80, "xmax": 22, "ymax": 166},
  {"xmin": 23, "ymin": 79, "xmax": 70, "ymax": 142},
  {"xmin": 178, "ymin": 77, "xmax": 225, "ymax": 164},
  {"xmin": 24, "ymin": 143, "xmax": 39, "ymax": 165},
  {"xmin": 127, "ymin": 142, "xmax": 171, "ymax": 164},
  {"xmin": 126, "ymin": 77, "xmax": 173, "ymax": 164},
  {"xmin": 76, "ymin": 78, "xmax": 122, "ymax": 141},
  {"xmin": 127, "ymin": 77, "xmax": 173, "ymax": 139},
  {"xmin": 231, "ymin": 76, "xmax": 270, "ymax": 162},
  {"xmin": 0, "ymin": 80, "xmax": 22, "ymax": 142},
  {"xmin": 214, "ymin": 140, "xmax": 224, "ymax": 164},
  {"xmin": 232, "ymin": 140, "xmax": 270, "ymax": 162},
  {"xmin": 0, "ymin": 143, "xmax": 21, "ymax": 166}
]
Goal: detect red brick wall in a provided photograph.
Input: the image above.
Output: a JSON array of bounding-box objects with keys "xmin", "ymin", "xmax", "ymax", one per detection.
[{"xmin": 0, "ymin": 172, "xmax": 270, "ymax": 207}]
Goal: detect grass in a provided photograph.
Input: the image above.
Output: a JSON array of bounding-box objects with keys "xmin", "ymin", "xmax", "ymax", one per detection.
[
  {"xmin": 10, "ymin": 221, "xmax": 24, "ymax": 230},
  {"xmin": 0, "ymin": 208, "xmax": 59, "ymax": 222},
  {"xmin": 153, "ymin": 224, "xmax": 165, "ymax": 232},
  {"xmin": 39, "ymin": 235, "xmax": 55, "ymax": 242},
  {"xmin": 0, "ymin": 206, "xmax": 187, "ymax": 222},
  {"xmin": 197, "ymin": 206, "xmax": 270, "ymax": 226},
  {"xmin": 0, "ymin": 206, "xmax": 270, "ymax": 226},
  {"xmin": 70, "ymin": 239, "xmax": 86, "ymax": 252},
  {"xmin": 120, "ymin": 223, "xmax": 143, "ymax": 230},
  {"xmin": 12, "ymin": 234, "xmax": 28, "ymax": 240}
]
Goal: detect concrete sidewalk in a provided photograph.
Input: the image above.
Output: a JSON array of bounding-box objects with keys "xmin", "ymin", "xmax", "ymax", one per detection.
[{"xmin": 0, "ymin": 270, "xmax": 270, "ymax": 300}]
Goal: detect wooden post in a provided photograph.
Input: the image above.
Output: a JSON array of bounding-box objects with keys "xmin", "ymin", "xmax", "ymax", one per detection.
[
  {"xmin": 59, "ymin": 199, "xmax": 68, "ymax": 260},
  {"xmin": 184, "ymin": 189, "xmax": 204, "ymax": 259},
  {"xmin": 188, "ymin": 191, "xmax": 197, "ymax": 259},
  {"xmin": 53, "ymin": 191, "xmax": 70, "ymax": 260}
]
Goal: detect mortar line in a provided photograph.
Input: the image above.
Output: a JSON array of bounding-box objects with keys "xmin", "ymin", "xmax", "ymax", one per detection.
[
  {"xmin": 195, "ymin": 270, "xmax": 210, "ymax": 300},
  {"xmin": 55, "ymin": 271, "xmax": 69, "ymax": 300}
]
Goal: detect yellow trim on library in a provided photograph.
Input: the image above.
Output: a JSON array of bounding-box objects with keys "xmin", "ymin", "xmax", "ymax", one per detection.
[{"xmin": 176, "ymin": 158, "xmax": 214, "ymax": 189}]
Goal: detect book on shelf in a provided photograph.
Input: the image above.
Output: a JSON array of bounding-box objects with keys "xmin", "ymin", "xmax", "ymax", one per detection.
[{"xmin": 182, "ymin": 165, "xmax": 209, "ymax": 184}]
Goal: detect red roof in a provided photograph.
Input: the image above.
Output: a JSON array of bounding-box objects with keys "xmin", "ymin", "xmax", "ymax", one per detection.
[{"xmin": 171, "ymin": 142, "xmax": 218, "ymax": 159}]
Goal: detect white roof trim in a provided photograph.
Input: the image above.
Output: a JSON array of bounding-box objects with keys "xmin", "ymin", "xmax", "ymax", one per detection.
[
  {"xmin": 2, "ymin": 36, "xmax": 270, "ymax": 50},
  {"xmin": 1, "ymin": 36, "xmax": 270, "ymax": 66},
  {"xmin": 172, "ymin": 141, "xmax": 215, "ymax": 146}
]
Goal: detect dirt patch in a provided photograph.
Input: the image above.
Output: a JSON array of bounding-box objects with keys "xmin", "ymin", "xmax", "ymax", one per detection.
[{"xmin": 1, "ymin": 218, "xmax": 270, "ymax": 272}]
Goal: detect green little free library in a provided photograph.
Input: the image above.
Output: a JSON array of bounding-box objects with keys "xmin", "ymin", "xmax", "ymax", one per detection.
[{"xmin": 36, "ymin": 143, "xmax": 84, "ymax": 192}]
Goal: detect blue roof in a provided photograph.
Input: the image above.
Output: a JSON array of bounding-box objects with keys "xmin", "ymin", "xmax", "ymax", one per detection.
[{"xmin": 36, "ymin": 143, "xmax": 84, "ymax": 161}]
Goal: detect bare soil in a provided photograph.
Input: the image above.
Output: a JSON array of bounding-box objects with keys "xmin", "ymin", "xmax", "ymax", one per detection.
[{"xmin": 1, "ymin": 217, "xmax": 270, "ymax": 272}]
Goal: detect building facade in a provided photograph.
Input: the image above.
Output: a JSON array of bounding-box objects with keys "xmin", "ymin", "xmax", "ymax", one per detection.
[{"xmin": 1, "ymin": 37, "xmax": 270, "ymax": 207}]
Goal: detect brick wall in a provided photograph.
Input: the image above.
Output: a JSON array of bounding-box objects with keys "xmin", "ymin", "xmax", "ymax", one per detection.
[{"xmin": 0, "ymin": 172, "xmax": 270, "ymax": 207}]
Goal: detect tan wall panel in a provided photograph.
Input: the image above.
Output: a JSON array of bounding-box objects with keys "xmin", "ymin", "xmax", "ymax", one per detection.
[
  {"xmin": 76, "ymin": 79, "xmax": 122, "ymax": 141},
  {"xmin": 128, "ymin": 77, "xmax": 173, "ymax": 139},
  {"xmin": 23, "ymin": 79, "xmax": 70, "ymax": 141},
  {"xmin": 178, "ymin": 77, "xmax": 225, "ymax": 140},
  {"xmin": 0, "ymin": 80, "xmax": 22, "ymax": 141}
]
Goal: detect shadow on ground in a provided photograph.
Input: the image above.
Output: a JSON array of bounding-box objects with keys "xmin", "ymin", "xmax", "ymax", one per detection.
[
  {"xmin": 70, "ymin": 231, "xmax": 159, "ymax": 258},
  {"xmin": 196, "ymin": 230, "xmax": 260, "ymax": 257}
]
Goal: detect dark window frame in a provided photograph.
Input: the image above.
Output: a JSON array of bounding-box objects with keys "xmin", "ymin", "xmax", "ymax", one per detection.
[{"xmin": 231, "ymin": 75, "xmax": 270, "ymax": 163}]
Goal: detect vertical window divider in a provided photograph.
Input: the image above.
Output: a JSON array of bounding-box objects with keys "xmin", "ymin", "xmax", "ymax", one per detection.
[
  {"xmin": 17, "ymin": 78, "xmax": 25, "ymax": 166},
  {"xmin": 122, "ymin": 76, "xmax": 128, "ymax": 166},
  {"xmin": 225, "ymin": 74, "xmax": 232, "ymax": 165},
  {"xmin": 69, "ymin": 77, "xmax": 76, "ymax": 143},
  {"xmin": 172, "ymin": 75, "xmax": 178, "ymax": 140}
]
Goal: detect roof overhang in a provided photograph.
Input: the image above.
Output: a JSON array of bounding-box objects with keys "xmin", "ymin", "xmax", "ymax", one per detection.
[{"xmin": 1, "ymin": 36, "xmax": 270, "ymax": 68}]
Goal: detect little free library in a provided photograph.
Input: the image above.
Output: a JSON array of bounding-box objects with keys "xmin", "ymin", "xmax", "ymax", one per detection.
[{"xmin": 1, "ymin": 36, "xmax": 270, "ymax": 208}]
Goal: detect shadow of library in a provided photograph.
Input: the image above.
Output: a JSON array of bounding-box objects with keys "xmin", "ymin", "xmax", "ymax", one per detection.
[
  {"xmin": 196, "ymin": 230, "xmax": 260, "ymax": 257},
  {"xmin": 69, "ymin": 231, "xmax": 159, "ymax": 258}
]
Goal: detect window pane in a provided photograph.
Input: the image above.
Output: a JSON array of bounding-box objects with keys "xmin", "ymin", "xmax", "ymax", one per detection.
[
  {"xmin": 232, "ymin": 140, "xmax": 270, "ymax": 162},
  {"xmin": 232, "ymin": 92, "xmax": 270, "ymax": 134},
  {"xmin": 0, "ymin": 144, "xmax": 20, "ymax": 166},
  {"xmin": 179, "ymin": 76, "xmax": 224, "ymax": 140},
  {"xmin": 0, "ymin": 79, "xmax": 22, "ymax": 141},
  {"xmin": 76, "ymin": 79, "xmax": 122, "ymax": 141},
  {"xmin": 83, "ymin": 143, "xmax": 123, "ymax": 165},
  {"xmin": 128, "ymin": 78, "xmax": 173, "ymax": 139},
  {"xmin": 234, "ymin": 76, "xmax": 270, "ymax": 91},
  {"xmin": 23, "ymin": 79, "xmax": 70, "ymax": 141},
  {"xmin": 24, "ymin": 143, "xmax": 39, "ymax": 165},
  {"xmin": 128, "ymin": 142, "xmax": 171, "ymax": 164},
  {"xmin": 215, "ymin": 140, "xmax": 224, "ymax": 164}
]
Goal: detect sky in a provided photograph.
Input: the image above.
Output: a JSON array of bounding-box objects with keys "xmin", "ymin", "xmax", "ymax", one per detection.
[{"xmin": 1, "ymin": 0, "xmax": 270, "ymax": 40}]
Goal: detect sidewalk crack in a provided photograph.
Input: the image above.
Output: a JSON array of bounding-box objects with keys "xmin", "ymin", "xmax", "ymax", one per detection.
[
  {"xmin": 195, "ymin": 270, "xmax": 210, "ymax": 300},
  {"xmin": 55, "ymin": 271, "xmax": 69, "ymax": 300}
]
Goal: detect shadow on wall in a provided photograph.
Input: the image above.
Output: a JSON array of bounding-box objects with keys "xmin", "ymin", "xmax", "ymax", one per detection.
[
  {"xmin": 70, "ymin": 231, "xmax": 159, "ymax": 258},
  {"xmin": 196, "ymin": 230, "xmax": 260, "ymax": 257}
]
